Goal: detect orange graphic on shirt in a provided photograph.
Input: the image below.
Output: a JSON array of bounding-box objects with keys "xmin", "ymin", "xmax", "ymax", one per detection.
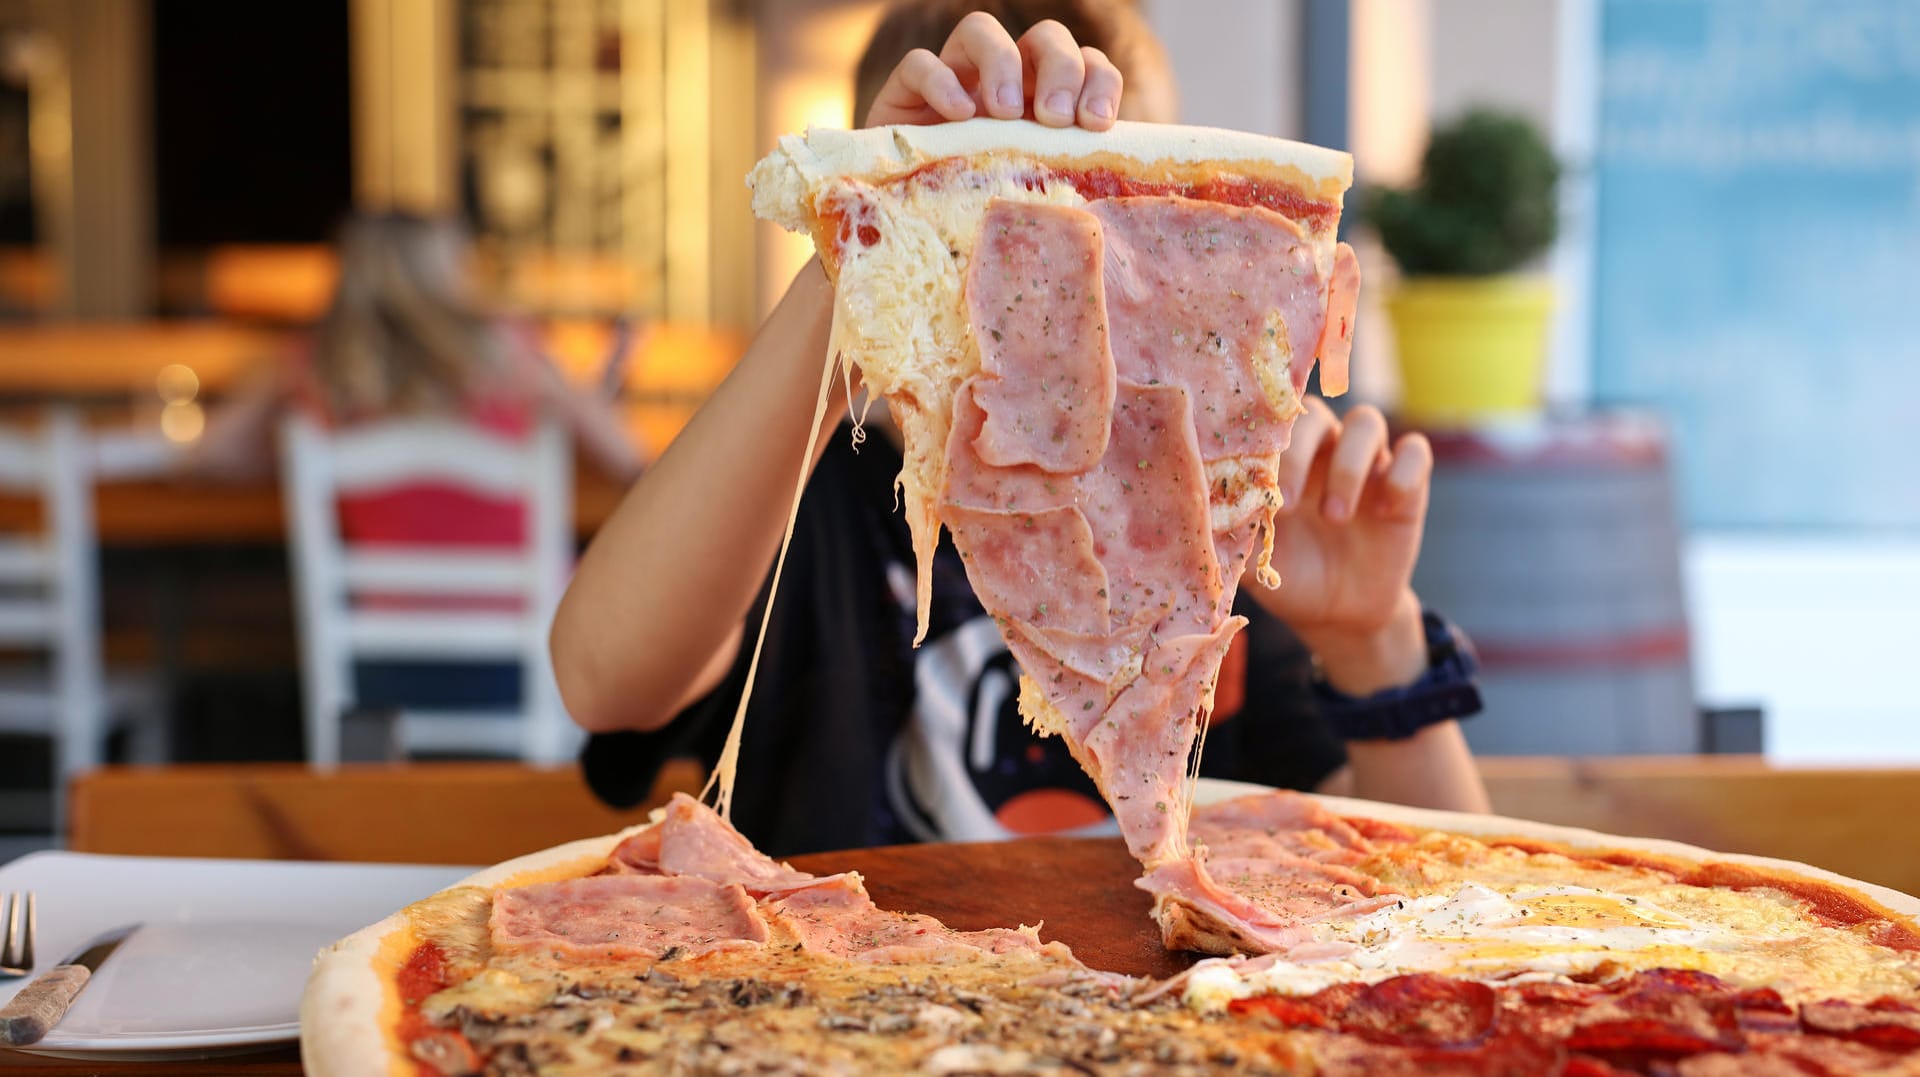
[
  {"xmin": 1209, "ymin": 632, "xmax": 1248, "ymax": 725},
  {"xmin": 994, "ymin": 789, "xmax": 1111, "ymax": 835}
]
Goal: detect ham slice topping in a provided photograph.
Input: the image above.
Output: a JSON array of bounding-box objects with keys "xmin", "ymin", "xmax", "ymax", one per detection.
[
  {"xmin": 942, "ymin": 195, "xmax": 1352, "ymax": 949},
  {"xmin": 653, "ymin": 793, "xmax": 830, "ymax": 895},
  {"xmin": 552, "ymin": 796, "xmax": 1059, "ymax": 970},
  {"xmin": 610, "ymin": 793, "xmax": 830, "ymax": 896},
  {"xmin": 967, "ymin": 203, "xmax": 1115, "ymax": 474},
  {"xmin": 490, "ymin": 874, "xmax": 769, "ymax": 963},
  {"xmin": 1192, "ymin": 791, "xmax": 1398, "ymax": 866},
  {"xmin": 765, "ymin": 873, "xmax": 1045, "ymax": 965}
]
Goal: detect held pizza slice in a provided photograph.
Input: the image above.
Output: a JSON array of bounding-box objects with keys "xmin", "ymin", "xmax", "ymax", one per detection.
[{"xmin": 749, "ymin": 118, "xmax": 1361, "ymax": 953}]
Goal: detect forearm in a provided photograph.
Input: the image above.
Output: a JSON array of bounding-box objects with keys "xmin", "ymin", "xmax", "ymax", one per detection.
[
  {"xmin": 552, "ymin": 261, "xmax": 841, "ymax": 733},
  {"xmin": 1300, "ymin": 590, "xmax": 1491, "ymax": 814},
  {"xmin": 1340, "ymin": 722, "xmax": 1488, "ymax": 812}
]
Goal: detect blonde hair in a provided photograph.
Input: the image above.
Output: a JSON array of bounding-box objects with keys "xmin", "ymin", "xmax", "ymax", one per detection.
[{"xmin": 311, "ymin": 212, "xmax": 509, "ymax": 420}]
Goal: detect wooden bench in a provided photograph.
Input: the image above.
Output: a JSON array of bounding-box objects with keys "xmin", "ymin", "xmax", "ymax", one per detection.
[{"xmin": 65, "ymin": 756, "xmax": 1920, "ymax": 897}]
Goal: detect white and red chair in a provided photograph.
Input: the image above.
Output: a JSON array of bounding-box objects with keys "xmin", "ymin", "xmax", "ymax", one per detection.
[
  {"xmin": 0, "ymin": 409, "xmax": 163, "ymax": 831},
  {"xmin": 279, "ymin": 414, "xmax": 577, "ymax": 766}
]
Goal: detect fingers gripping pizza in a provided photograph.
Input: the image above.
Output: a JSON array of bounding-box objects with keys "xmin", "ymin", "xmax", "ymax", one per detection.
[{"xmin": 748, "ymin": 118, "xmax": 1361, "ymax": 951}]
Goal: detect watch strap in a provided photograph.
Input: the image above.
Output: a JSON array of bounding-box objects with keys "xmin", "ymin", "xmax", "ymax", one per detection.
[{"xmin": 1312, "ymin": 610, "xmax": 1484, "ymax": 742}]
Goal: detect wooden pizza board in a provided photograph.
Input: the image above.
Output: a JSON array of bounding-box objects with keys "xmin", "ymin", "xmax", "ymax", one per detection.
[{"xmin": 791, "ymin": 836, "xmax": 1191, "ymax": 980}]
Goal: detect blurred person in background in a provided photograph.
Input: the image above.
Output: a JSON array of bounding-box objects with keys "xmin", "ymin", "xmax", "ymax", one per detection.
[
  {"xmin": 556, "ymin": 0, "xmax": 1488, "ymax": 856},
  {"xmin": 194, "ymin": 210, "xmax": 643, "ymax": 486},
  {"xmin": 195, "ymin": 210, "xmax": 645, "ymax": 730}
]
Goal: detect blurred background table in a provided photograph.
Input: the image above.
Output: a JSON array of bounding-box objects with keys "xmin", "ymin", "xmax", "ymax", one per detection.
[
  {"xmin": 0, "ymin": 318, "xmax": 744, "ymax": 542},
  {"xmin": 0, "ymin": 318, "xmax": 741, "ymax": 831}
]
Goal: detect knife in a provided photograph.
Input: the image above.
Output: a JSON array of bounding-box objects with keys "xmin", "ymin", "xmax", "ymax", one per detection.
[{"xmin": 0, "ymin": 924, "xmax": 139, "ymax": 1047}]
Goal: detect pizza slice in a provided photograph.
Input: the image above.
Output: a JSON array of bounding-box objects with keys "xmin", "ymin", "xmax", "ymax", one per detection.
[{"xmin": 749, "ymin": 118, "xmax": 1361, "ymax": 952}]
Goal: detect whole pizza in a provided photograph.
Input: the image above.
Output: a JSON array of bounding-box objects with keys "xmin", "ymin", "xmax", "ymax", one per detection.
[
  {"xmin": 303, "ymin": 119, "xmax": 1920, "ymax": 1074},
  {"xmin": 303, "ymin": 789, "xmax": 1920, "ymax": 1075}
]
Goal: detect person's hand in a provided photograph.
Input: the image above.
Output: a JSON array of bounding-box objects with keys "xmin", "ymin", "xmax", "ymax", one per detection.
[
  {"xmin": 864, "ymin": 12, "xmax": 1123, "ymax": 131},
  {"xmin": 1248, "ymin": 398, "xmax": 1433, "ymax": 695}
]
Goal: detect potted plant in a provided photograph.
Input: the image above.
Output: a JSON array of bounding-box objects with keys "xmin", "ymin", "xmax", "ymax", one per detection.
[{"xmin": 1362, "ymin": 108, "xmax": 1560, "ymax": 426}]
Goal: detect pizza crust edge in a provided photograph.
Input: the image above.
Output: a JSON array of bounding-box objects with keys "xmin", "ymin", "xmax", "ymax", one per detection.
[{"xmin": 748, "ymin": 117, "xmax": 1353, "ymax": 246}]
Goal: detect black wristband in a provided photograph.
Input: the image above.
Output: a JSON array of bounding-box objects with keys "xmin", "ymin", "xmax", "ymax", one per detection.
[{"xmin": 1311, "ymin": 610, "xmax": 1483, "ymax": 742}]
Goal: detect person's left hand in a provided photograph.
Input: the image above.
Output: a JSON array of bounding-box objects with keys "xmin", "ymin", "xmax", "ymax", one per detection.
[{"xmin": 1245, "ymin": 397, "xmax": 1432, "ymax": 686}]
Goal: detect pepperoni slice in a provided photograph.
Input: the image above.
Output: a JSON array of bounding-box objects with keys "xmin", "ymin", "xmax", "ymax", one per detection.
[
  {"xmin": 1619, "ymin": 968, "xmax": 1733, "ymax": 996},
  {"xmin": 1731, "ymin": 989, "xmax": 1800, "ymax": 1036},
  {"xmin": 1560, "ymin": 1056, "xmax": 1641, "ymax": 1077},
  {"xmin": 1336, "ymin": 974, "xmax": 1499, "ymax": 1049},
  {"xmin": 1516, "ymin": 982, "xmax": 1607, "ymax": 1007},
  {"xmin": 1228, "ymin": 994, "xmax": 1335, "ymax": 1029},
  {"xmin": 1313, "ymin": 1032, "xmax": 1559, "ymax": 1077},
  {"xmin": 1564, "ymin": 1017, "xmax": 1741, "ymax": 1062},
  {"xmin": 1800, "ymin": 999, "xmax": 1920, "ymax": 1052}
]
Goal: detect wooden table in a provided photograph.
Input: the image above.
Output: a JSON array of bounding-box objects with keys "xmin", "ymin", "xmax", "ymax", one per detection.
[
  {"xmin": 0, "ymin": 837, "xmax": 1168, "ymax": 1075},
  {"xmin": 23, "ymin": 755, "xmax": 1920, "ymax": 1072}
]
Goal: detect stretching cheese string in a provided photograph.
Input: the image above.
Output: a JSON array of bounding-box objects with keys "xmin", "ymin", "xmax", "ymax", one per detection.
[{"xmin": 701, "ymin": 316, "xmax": 850, "ymax": 820}]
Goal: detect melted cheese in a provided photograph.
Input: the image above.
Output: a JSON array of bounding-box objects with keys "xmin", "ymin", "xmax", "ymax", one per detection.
[
  {"xmin": 702, "ymin": 301, "xmax": 845, "ymax": 819},
  {"xmin": 824, "ymin": 163, "xmax": 1088, "ymax": 644},
  {"xmin": 406, "ymin": 886, "xmax": 494, "ymax": 974},
  {"xmin": 1250, "ymin": 309, "xmax": 1303, "ymax": 427},
  {"xmin": 1182, "ymin": 876, "xmax": 1920, "ymax": 1012},
  {"xmin": 704, "ymin": 165, "xmax": 1078, "ymax": 813},
  {"xmin": 1016, "ymin": 673, "xmax": 1069, "ymax": 739}
]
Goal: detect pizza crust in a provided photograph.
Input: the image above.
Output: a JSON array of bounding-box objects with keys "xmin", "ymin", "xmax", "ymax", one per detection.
[
  {"xmin": 749, "ymin": 118, "xmax": 1353, "ymax": 238},
  {"xmin": 1156, "ymin": 902, "xmax": 1280, "ymax": 958}
]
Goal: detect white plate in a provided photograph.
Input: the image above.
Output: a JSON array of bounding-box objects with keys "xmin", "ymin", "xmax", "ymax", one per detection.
[{"xmin": 0, "ymin": 852, "xmax": 471, "ymax": 1060}]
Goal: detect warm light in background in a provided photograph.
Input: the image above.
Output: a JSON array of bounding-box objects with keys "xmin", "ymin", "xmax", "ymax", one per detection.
[
  {"xmin": 204, "ymin": 246, "xmax": 339, "ymax": 322},
  {"xmin": 762, "ymin": 72, "xmax": 863, "ymax": 302},
  {"xmin": 160, "ymin": 401, "xmax": 205, "ymax": 444},
  {"xmin": 1344, "ymin": 0, "xmax": 1436, "ymax": 407},
  {"xmin": 156, "ymin": 361, "xmax": 205, "ymax": 443},
  {"xmin": 757, "ymin": 2, "xmax": 885, "ymax": 318},
  {"xmin": 1350, "ymin": 0, "xmax": 1431, "ymax": 188},
  {"xmin": 539, "ymin": 319, "xmax": 746, "ymax": 454},
  {"xmin": 154, "ymin": 363, "xmax": 199, "ymax": 404}
]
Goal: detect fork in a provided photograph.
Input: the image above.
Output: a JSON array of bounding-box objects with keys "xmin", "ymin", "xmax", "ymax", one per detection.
[{"xmin": 0, "ymin": 893, "xmax": 32, "ymax": 978}]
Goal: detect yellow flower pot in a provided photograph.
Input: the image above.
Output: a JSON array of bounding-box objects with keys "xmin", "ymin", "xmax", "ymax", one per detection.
[{"xmin": 1386, "ymin": 277, "xmax": 1553, "ymax": 427}]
